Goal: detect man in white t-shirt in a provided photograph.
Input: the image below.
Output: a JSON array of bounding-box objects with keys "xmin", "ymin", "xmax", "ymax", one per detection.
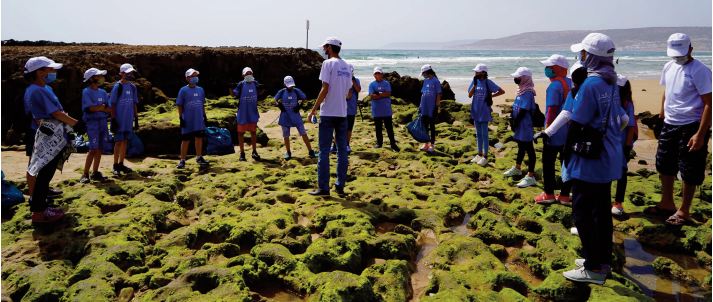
[
  {"xmin": 308, "ymin": 37, "xmax": 352, "ymax": 196},
  {"xmin": 649, "ymin": 33, "xmax": 712, "ymax": 226}
]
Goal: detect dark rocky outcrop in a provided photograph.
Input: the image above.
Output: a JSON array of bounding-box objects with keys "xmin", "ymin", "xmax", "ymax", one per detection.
[{"xmin": 383, "ymin": 71, "xmax": 456, "ymax": 106}]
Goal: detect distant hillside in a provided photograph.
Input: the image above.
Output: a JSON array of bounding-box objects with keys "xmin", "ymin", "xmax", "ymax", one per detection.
[{"xmin": 457, "ymin": 27, "xmax": 711, "ymax": 51}]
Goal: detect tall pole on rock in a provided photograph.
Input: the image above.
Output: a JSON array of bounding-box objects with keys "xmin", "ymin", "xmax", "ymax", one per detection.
[{"xmin": 305, "ymin": 19, "xmax": 310, "ymax": 49}]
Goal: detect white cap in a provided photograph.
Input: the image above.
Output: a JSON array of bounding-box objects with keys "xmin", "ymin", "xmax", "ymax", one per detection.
[
  {"xmin": 83, "ymin": 68, "xmax": 107, "ymax": 82},
  {"xmin": 283, "ymin": 76, "xmax": 296, "ymax": 88},
  {"xmin": 472, "ymin": 64, "xmax": 488, "ymax": 72},
  {"xmin": 667, "ymin": 33, "xmax": 691, "ymax": 57},
  {"xmin": 570, "ymin": 33, "xmax": 616, "ymax": 57},
  {"xmin": 510, "ymin": 67, "xmax": 532, "ymax": 78},
  {"xmin": 24, "ymin": 56, "xmax": 62, "ymax": 73},
  {"xmin": 120, "ymin": 63, "xmax": 136, "ymax": 74},
  {"xmin": 420, "ymin": 64, "xmax": 433, "ymax": 73},
  {"xmin": 242, "ymin": 67, "xmax": 253, "ymax": 76},
  {"xmin": 616, "ymin": 74, "xmax": 628, "ymax": 87},
  {"xmin": 185, "ymin": 68, "xmax": 199, "ymax": 77},
  {"xmin": 569, "ymin": 61, "xmax": 584, "ymax": 77},
  {"xmin": 322, "ymin": 37, "xmax": 342, "ymax": 47},
  {"xmin": 540, "ymin": 54, "xmax": 569, "ymax": 68},
  {"xmin": 373, "ymin": 66, "xmax": 384, "ymax": 74}
]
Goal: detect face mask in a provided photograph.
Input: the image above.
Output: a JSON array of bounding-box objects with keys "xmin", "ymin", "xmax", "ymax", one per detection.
[
  {"xmin": 513, "ymin": 78, "xmax": 521, "ymax": 85},
  {"xmin": 244, "ymin": 75, "xmax": 255, "ymax": 82},
  {"xmin": 189, "ymin": 77, "xmax": 199, "ymax": 84},
  {"xmin": 124, "ymin": 73, "xmax": 135, "ymax": 81},
  {"xmin": 544, "ymin": 67, "xmax": 556, "ymax": 78},
  {"xmin": 673, "ymin": 56, "xmax": 689, "ymax": 65},
  {"xmin": 45, "ymin": 72, "xmax": 57, "ymax": 83}
]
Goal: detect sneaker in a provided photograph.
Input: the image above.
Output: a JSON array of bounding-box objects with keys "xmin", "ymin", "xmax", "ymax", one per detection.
[
  {"xmin": 534, "ymin": 192, "xmax": 557, "ymax": 205},
  {"xmin": 562, "ymin": 267, "xmax": 606, "ymax": 285},
  {"xmin": 31, "ymin": 208, "xmax": 65, "ymax": 224},
  {"xmin": 611, "ymin": 204, "xmax": 625, "ymax": 216},
  {"xmin": 420, "ymin": 143, "xmax": 430, "ymax": 151},
  {"xmin": 284, "ymin": 152, "xmax": 292, "ymax": 160},
  {"xmin": 79, "ymin": 175, "xmax": 90, "ymax": 184},
  {"xmin": 516, "ymin": 175, "xmax": 537, "ymax": 188},
  {"xmin": 330, "ymin": 144, "xmax": 338, "ymax": 153},
  {"xmin": 334, "ymin": 185, "xmax": 345, "ymax": 196},
  {"xmin": 427, "ymin": 145, "xmax": 435, "ymax": 153},
  {"xmin": 239, "ymin": 152, "xmax": 247, "ymax": 161},
  {"xmin": 119, "ymin": 163, "xmax": 133, "ymax": 173},
  {"xmin": 503, "ymin": 166, "xmax": 522, "ymax": 177},
  {"xmin": 251, "ymin": 151, "xmax": 261, "ymax": 161},
  {"xmin": 557, "ymin": 194, "xmax": 572, "ymax": 206},
  {"xmin": 374, "ymin": 144, "xmax": 383, "ymax": 149},
  {"xmin": 308, "ymin": 189, "xmax": 330, "ymax": 196},
  {"xmin": 308, "ymin": 150, "xmax": 317, "ymax": 158},
  {"xmin": 391, "ymin": 144, "xmax": 400, "ymax": 152},
  {"xmin": 90, "ymin": 171, "xmax": 107, "ymax": 182},
  {"xmin": 570, "ymin": 227, "xmax": 579, "ymax": 235},
  {"xmin": 196, "ymin": 156, "xmax": 209, "ymax": 165},
  {"xmin": 112, "ymin": 163, "xmax": 122, "ymax": 176},
  {"xmin": 470, "ymin": 155, "xmax": 482, "ymax": 163},
  {"xmin": 176, "ymin": 160, "xmax": 186, "ymax": 169},
  {"xmin": 48, "ymin": 187, "xmax": 63, "ymax": 196},
  {"xmin": 477, "ymin": 157, "xmax": 488, "ymax": 167}
]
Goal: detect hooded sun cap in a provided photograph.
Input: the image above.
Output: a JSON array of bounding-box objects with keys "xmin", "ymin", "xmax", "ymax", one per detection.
[
  {"xmin": 373, "ymin": 66, "xmax": 384, "ymax": 74},
  {"xmin": 120, "ymin": 63, "xmax": 136, "ymax": 74},
  {"xmin": 616, "ymin": 74, "xmax": 629, "ymax": 87},
  {"xmin": 510, "ymin": 67, "xmax": 532, "ymax": 78},
  {"xmin": 242, "ymin": 67, "xmax": 253, "ymax": 76},
  {"xmin": 185, "ymin": 68, "xmax": 199, "ymax": 78},
  {"xmin": 540, "ymin": 54, "xmax": 569, "ymax": 69},
  {"xmin": 24, "ymin": 56, "xmax": 63, "ymax": 73},
  {"xmin": 283, "ymin": 76, "xmax": 296, "ymax": 87},
  {"xmin": 420, "ymin": 64, "xmax": 433, "ymax": 73},
  {"xmin": 667, "ymin": 33, "xmax": 691, "ymax": 57},
  {"xmin": 322, "ymin": 37, "xmax": 342, "ymax": 47},
  {"xmin": 570, "ymin": 33, "xmax": 616, "ymax": 57},
  {"xmin": 83, "ymin": 68, "xmax": 108, "ymax": 82},
  {"xmin": 472, "ymin": 64, "xmax": 488, "ymax": 72}
]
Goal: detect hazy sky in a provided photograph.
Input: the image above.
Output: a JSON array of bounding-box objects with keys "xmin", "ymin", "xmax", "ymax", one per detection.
[{"xmin": 2, "ymin": 0, "xmax": 711, "ymax": 49}]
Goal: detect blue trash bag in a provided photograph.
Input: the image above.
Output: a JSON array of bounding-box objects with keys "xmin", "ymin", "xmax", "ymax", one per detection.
[
  {"xmin": 407, "ymin": 115, "xmax": 431, "ymax": 143},
  {"xmin": 126, "ymin": 133, "xmax": 145, "ymax": 157},
  {"xmin": 205, "ymin": 127, "xmax": 235, "ymax": 155},
  {"xmin": 73, "ymin": 135, "xmax": 89, "ymax": 153},
  {"xmin": 1, "ymin": 171, "xmax": 24, "ymax": 208}
]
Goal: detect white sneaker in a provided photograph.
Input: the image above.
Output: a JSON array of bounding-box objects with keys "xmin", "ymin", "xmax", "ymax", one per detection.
[
  {"xmin": 477, "ymin": 157, "xmax": 488, "ymax": 166},
  {"xmin": 611, "ymin": 206, "xmax": 625, "ymax": 216},
  {"xmin": 570, "ymin": 227, "xmax": 579, "ymax": 235},
  {"xmin": 503, "ymin": 166, "xmax": 522, "ymax": 177},
  {"xmin": 470, "ymin": 155, "xmax": 482, "ymax": 163},
  {"xmin": 420, "ymin": 143, "xmax": 430, "ymax": 151},
  {"xmin": 562, "ymin": 267, "xmax": 606, "ymax": 285},
  {"xmin": 574, "ymin": 258, "xmax": 586, "ymax": 268},
  {"xmin": 516, "ymin": 175, "xmax": 537, "ymax": 188}
]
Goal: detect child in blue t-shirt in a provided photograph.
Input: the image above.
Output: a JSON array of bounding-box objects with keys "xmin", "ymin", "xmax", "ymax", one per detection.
[
  {"xmin": 612, "ymin": 75, "xmax": 638, "ymax": 217},
  {"xmin": 109, "ymin": 63, "xmax": 139, "ymax": 176},
  {"xmin": 176, "ymin": 68, "xmax": 209, "ymax": 169},
  {"xmin": 369, "ymin": 67, "xmax": 399, "ymax": 151},
  {"xmin": 233, "ymin": 67, "xmax": 260, "ymax": 161},
  {"xmin": 275, "ymin": 76, "xmax": 315, "ymax": 160},
  {"xmin": 468, "ymin": 64, "xmax": 505, "ymax": 166},
  {"xmin": 503, "ymin": 67, "xmax": 537, "ymax": 188},
  {"xmin": 80, "ymin": 68, "xmax": 112, "ymax": 183}
]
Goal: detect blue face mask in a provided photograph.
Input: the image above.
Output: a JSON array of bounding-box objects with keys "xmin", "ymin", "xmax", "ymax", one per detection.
[
  {"xmin": 189, "ymin": 77, "xmax": 199, "ymax": 84},
  {"xmin": 45, "ymin": 72, "xmax": 57, "ymax": 83},
  {"xmin": 544, "ymin": 67, "xmax": 556, "ymax": 78}
]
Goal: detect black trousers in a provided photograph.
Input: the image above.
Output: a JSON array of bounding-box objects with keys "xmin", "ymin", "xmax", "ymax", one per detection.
[
  {"xmin": 614, "ymin": 145, "xmax": 633, "ymax": 202},
  {"xmin": 374, "ymin": 117, "xmax": 396, "ymax": 146},
  {"xmin": 516, "ymin": 140, "xmax": 536, "ymax": 172},
  {"xmin": 542, "ymin": 143, "xmax": 571, "ymax": 195},
  {"xmin": 421, "ymin": 115, "xmax": 437, "ymax": 144},
  {"xmin": 572, "ymin": 179, "xmax": 613, "ymax": 270},
  {"xmin": 30, "ymin": 153, "xmax": 61, "ymax": 212}
]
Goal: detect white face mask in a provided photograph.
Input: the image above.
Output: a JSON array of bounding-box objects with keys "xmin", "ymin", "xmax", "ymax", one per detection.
[
  {"xmin": 244, "ymin": 75, "xmax": 255, "ymax": 82},
  {"xmin": 672, "ymin": 56, "xmax": 689, "ymax": 65}
]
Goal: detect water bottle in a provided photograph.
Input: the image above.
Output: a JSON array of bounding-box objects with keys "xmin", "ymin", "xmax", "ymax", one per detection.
[{"xmin": 311, "ymin": 115, "xmax": 318, "ymax": 124}]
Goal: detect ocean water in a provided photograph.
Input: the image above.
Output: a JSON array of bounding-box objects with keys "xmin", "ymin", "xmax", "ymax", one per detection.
[{"xmin": 340, "ymin": 49, "xmax": 712, "ymax": 102}]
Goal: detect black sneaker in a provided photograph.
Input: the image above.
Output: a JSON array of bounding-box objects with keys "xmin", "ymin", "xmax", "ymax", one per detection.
[
  {"xmin": 196, "ymin": 156, "xmax": 209, "ymax": 165},
  {"xmin": 308, "ymin": 189, "xmax": 330, "ymax": 196},
  {"xmin": 391, "ymin": 144, "xmax": 400, "ymax": 152},
  {"xmin": 334, "ymin": 185, "xmax": 345, "ymax": 196},
  {"xmin": 308, "ymin": 150, "xmax": 316, "ymax": 159},
  {"xmin": 374, "ymin": 144, "xmax": 383, "ymax": 149},
  {"xmin": 283, "ymin": 152, "xmax": 292, "ymax": 160},
  {"xmin": 112, "ymin": 164, "xmax": 122, "ymax": 176},
  {"xmin": 119, "ymin": 163, "xmax": 133, "ymax": 173},
  {"xmin": 239, "ymin": 152, "xmax": 246, "ymax": 161},
  {"xmin": 90, "ymin": 171, "xmax": 107, "ymax": 182},
  {"xmin": 252, "ymin": 151, "xmax": 261, "ymax": 161},
  {"xmin": 176, "ymin": 160, "xmax": 186, "ymax": 169}
]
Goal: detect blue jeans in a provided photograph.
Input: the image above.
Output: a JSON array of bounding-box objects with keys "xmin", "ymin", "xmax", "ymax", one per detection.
[
  {"xmin": 318, "ymin": 116, "xmax": 349, "ymax": 191},
  {"xmin": 474, "ymin": 121, "xmax": 489, "ymax": 155}
]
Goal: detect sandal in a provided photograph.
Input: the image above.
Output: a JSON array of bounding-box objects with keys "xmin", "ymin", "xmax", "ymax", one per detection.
[
  {"xmin": 665, "ymin": 213, "xmax": 691, "ymax": 226},
  {"xmin": 643, "ymin": 206, "xmax": 676, "ymax": 218}
]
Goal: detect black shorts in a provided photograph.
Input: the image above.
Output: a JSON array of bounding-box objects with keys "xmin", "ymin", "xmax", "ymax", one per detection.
[
  {"xmin": 25, "ymin": 129, "xmax": 36, "ymax": 157},
  {"xmin": 181, "ymin": 130, "xmax": 205, "ymax": 141},
  {"xmin": 347, "ymin": 115, "xmax": 356, "ymax": 131},
  {"xmin": 656, "ymin": 122, "xmax": 711, "ymax": 185}
]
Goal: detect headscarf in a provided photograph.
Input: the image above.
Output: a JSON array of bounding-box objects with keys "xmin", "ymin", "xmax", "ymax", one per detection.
[
  {"xmin": 582, "ymin": 52, "xmax": 617, "ymax": 84},
  {"xmin": 516, "ymin": 75, "xmax": 536, "ymax": 97}
]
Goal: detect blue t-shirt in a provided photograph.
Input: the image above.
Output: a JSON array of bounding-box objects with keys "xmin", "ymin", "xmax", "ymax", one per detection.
[
  {"xmin": 420, "ymin": 76, "xmax": 442, "ymax": 117},
  {"xmin": 176, "ymin": 85, "xmax": 206, "ymax": 134},
  {"xmin": 234, "ymin": 81, "xmax": 259, "ymax": 124},
  {"xmin": 275, "ymin": 87, "xmax": 307, "ymax": 127},
  {"xmin": 24, "ymin": 84, "xmax": 61, "ymax": 130},
  {"xmin": 347, "ymin": 78, "xmax": 361, "ymax": 116},
  {"xmin": 468, "ymin": 79, "xmax": 500, "ymax": 122},
  {"xmin": 566, "ymin": 76, "xmax": 625, "ymax": 184},
  {"xmin": 512, "ymin": 91, "xmax": 535, "ymax": 142},
  {"xmin": 82, "ymin": 87, "xmax": 110, "ymax": 122},
  {"xmin": 109, "ymin": 82, "xmax": 139, "ymax": 132},
  {"xmin": 544, "ymin": 78, "xmax": 573, "ymax": 146},
  {"xmin": 369, "ymin": 80, "xmax": 392, "ymax": 118}
]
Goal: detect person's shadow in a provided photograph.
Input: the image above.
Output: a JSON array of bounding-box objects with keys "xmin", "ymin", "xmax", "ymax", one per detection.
[{"xmin": 32, "ymin": 213, "xmax": 89, "ymax": 265}]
